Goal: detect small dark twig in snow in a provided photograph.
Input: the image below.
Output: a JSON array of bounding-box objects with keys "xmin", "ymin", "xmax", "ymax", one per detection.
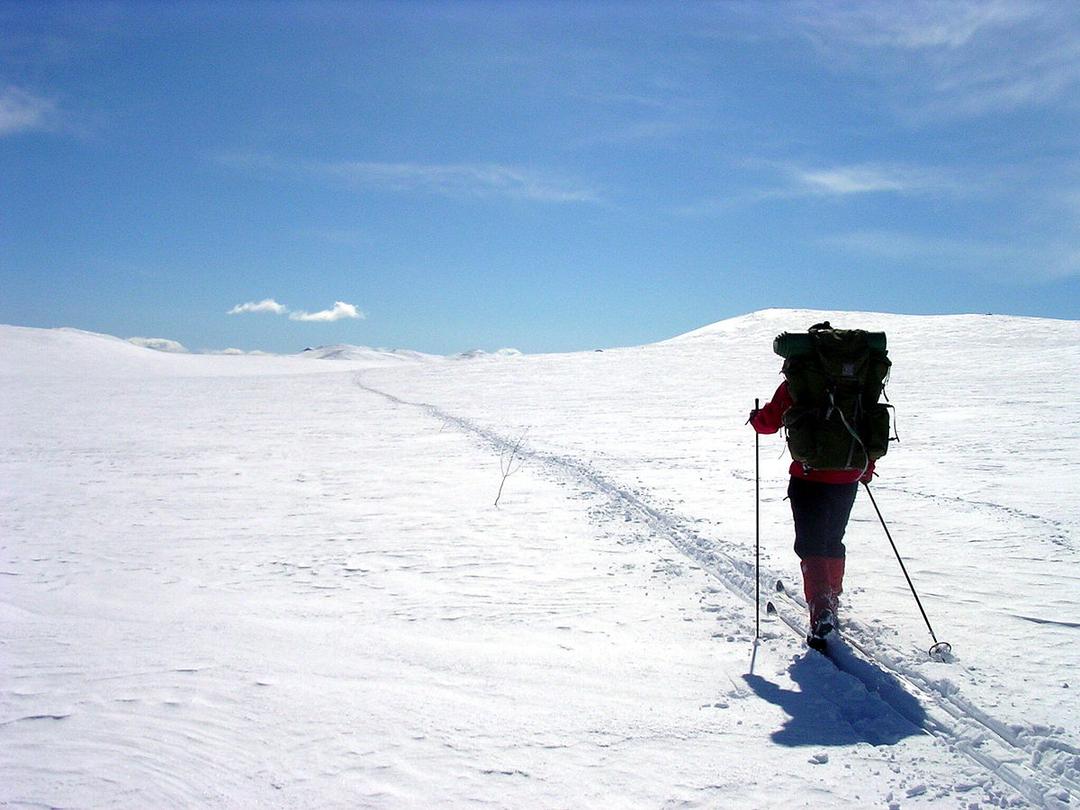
[{"xmin": 495, "ymin": 429, "xmax": 529, "ymax": 508}]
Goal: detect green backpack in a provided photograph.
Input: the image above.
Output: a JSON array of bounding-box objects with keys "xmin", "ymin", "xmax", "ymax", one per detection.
[{"xmin": 772, "ymin": 322, "xmax": 894, "ymax": 473}]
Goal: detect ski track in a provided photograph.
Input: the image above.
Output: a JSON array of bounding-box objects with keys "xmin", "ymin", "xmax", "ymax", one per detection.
[
  {"xmin": 356, "ymin": 376, "xmax": 1079, "ymax": 810},
  {"xmin": 887, "ymin": 486, "xmax": 1075, "ymax": 552}
]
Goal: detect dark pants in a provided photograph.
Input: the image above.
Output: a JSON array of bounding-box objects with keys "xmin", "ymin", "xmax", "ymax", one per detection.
[{"xmin": 788, "ymin": 477, "xmax": 858, "ymax": 560}]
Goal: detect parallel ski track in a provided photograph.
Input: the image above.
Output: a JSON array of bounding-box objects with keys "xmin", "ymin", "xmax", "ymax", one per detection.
[
  {"xmin": 888, "ymin": 485, "xmax": 1075, "ymax": 552},
  {"xmin": 355, "ymin": 377, "xmax": 1078, "ymax": 810}
]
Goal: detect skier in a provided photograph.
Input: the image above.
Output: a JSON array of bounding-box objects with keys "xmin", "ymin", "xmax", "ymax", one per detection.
[{"xmin": 750, "ymin": 323, "xmax": 888, "ymax": 650}]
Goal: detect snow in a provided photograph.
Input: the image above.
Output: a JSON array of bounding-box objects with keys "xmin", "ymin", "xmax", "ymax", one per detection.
[
  {"xmin": 1, "ymin": 310, "xmax": 1078, "ymax": 808},
  {"xmin": 127, "ymin": 336, "xmax": 190, "ymax": 353}
]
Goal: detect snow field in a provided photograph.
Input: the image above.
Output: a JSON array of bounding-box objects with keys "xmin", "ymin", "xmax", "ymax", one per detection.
[
  {"xmin": 2, "ymin": 311, "xmax": 1078, "ymax": 808},
  {"xmin": 357, "ymin": 309, "xmax": 1080, "ymax": 806},
  {"xmin": 0, "ymin": 367, "xmax": 915, "ymax": 808}
]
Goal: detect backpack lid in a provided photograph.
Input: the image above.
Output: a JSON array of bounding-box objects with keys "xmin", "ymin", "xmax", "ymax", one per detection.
[{"xmin": 773, "ymin": 325, "xmax": 887, "ymax": 358}]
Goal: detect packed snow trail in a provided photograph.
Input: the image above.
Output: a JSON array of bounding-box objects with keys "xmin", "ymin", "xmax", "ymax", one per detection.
[{"xmin": 355, "ymin": 375, "xmax": 1078, "ymax": 809}]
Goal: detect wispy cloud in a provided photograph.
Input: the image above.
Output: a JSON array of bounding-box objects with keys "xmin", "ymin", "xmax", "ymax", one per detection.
[
  {"xmin": 297, "ymin": 226, "xmax": 370, "ymax": 247},
  {"xmin": 218, "ymin": 153, "xmax": 600, "ymax": 204},
  {"xmin": 228, "ymin": 298, "xmax": 287, "ymax": 315},
  {"xmin": 572, "ymin": 90, "xmax": 675, "ymax": 110},
  {"xmin": 824, "ymin": 229, "xmax": 1003, "ymax": 261},
  {"xmin": 323, "ymin": 161, "xmax": 600, "ymax": 203},
  {"xmin": 823, "ymin": 229, "xmax": 1080, "ymax": 282},
  {"xmin": 567, "ymin": 84, "xmax": 709, "ymax": 148},
  {"xmin": 792, "ymin": 0, "xmax": 1031, "ymax": 50},
  {"xmin": 288, "ymin": 301, "xmax": 364, "ymax": 322},
  {"xmin": 789, "ymin": 163, "xmax": 956, "ymax": 196},
  {"xmin": 0, "ymin": 86, "xmax": 57, "ymax": 136},
  {"xmin": 573, "ymin": 118, "xmax": 707, "ymax": 148},
  {"xmin": 677, "ymin": 161, "xmax": 956, "ymax": 216},
  {"xmin": 786, "ymin": 0, "xmax": 1080, "ymax": 119}
]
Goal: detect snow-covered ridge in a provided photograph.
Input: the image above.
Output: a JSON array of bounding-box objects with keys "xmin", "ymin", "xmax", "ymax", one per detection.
[
  {"xmin": 664, "ymin": 307, "xmax": 1080, "ymax": 345},
  {"xmin": 0, "ymin": 325, "xmax": 437, "ymax": 378},
  {"xmin": 0, "ymin": 324, "xmax": 533, "ymax": 378},
  {"xmin": 6, "ymin": 308, "xmax": 1078, "ymax": 378},
  {"xmin": 299, "ymin": 344, "xmax": 524, "ymax": 362},
  {"xmin": 297, "ymin": 343, "xmax": 442, "ymax": 363},
  {"xmin": 452, "ymin": 347, "xmax": 523, "ymax": 360}
]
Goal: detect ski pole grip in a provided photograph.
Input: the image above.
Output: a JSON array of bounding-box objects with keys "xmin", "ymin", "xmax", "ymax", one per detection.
[{"xmin": 746, "ymin": 398, "xmax": 761, "ymax": 426}]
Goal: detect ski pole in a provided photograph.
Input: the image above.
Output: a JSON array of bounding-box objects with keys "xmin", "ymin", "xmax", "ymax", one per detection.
[
  {"xmin": 862, "ymin": 482, "xmax": 951, "ymax": 658},
  {"xmin": 754, "ymin": 398, "xmax": 760, "ymax": 640}
]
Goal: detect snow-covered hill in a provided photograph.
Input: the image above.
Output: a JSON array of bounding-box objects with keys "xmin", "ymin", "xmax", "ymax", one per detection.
[
  {"xmin": 0, "ymin": 325, "xmax": 435, "ymax": 378},
  {"xmin": 1, "ymin": 311, "xmax": 1077, "ymax": 808}
]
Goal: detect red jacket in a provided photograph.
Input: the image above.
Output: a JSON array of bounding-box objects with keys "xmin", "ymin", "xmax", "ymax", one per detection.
[{"xmin": 751, "ymin": 381, "xmax": 874, "ymax": 484}]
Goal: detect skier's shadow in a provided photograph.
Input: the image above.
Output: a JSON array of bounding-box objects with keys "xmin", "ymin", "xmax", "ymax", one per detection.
[{"xmin": 742, "ymin": 646, "xmax": 926, "ymax": 747}]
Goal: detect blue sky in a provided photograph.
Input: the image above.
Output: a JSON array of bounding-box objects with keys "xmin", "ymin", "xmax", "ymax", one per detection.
[{"xmin": 2, "ymin": 1, "xmax": 1079, "ymax": 354}]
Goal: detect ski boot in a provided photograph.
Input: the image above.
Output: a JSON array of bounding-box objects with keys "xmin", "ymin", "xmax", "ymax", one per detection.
[{"xmin": 806, "ymin": 610, "xmax": 837, "ymax": 652}]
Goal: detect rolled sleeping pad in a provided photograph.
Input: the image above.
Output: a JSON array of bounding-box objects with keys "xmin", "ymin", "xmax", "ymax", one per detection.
[{"xmin": 773, "ymin": 330, "xmax": 887, "ymax": 358}]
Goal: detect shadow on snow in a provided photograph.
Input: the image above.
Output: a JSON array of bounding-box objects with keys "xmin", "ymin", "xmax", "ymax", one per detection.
[{"xmin": 743, "ymin": 642, "xmax": 927, "ymax": 747}]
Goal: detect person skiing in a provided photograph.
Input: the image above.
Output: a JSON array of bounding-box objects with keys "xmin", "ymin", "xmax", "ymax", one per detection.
[{"xmin": 750, "ymin": 322, "xmax": 888, "ymax": 650}]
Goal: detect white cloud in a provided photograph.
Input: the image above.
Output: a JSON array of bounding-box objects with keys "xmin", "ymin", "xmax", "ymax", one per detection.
[
  {"xmin": 798, "ymin": 167, "xmax": 905, "ymax": 195},
  {"xmin": 824, "ymin": 229, "xmax": 996, "ymax": 260},
  {"xmin": 228, "ymin": 298, "xmax": 287, "ymax": 315},
  {"xmin": 288, "ymin": 301, "xmax": 365, "ymax": 322},
  {"xmin": 785, "ymin": 0, "xmax": 1080, "ymax": 119},
  {"xmin": 823, "ymin": 229, "xmax": 1080, "ymax": 282},
  {"xmin": 792, "ymin": 163, "xmax": 954, "ymax": 196},
  {"xmin": 0, "ymin": 86, "xmax": 57, "ymax": 136},
  {"xmin": 128, "ymin": 337, "xmax": 189, "ymax": 353},
  {"xmin": 573, "ymin": 118, "xmax": 707, "ymax": 148},
  {"xmin": 324, "ymin": 161, "xmax": 600, "ymax": 203},
  {"xmin": 218, "ymin": 153, "xmax": 600, "ymax": 204},
  {"xmin": 792, "ymin": 0, "xmax": 1032, "ymax": 50},
  {"xmin": 679, "ymin": 162, "xmax": 956, "ymax": 214},
  {"xmin": 226, "ymin": 298, "xmax": 362, "ymax": 324},
  {"xmin": 227, "ymin": 297, "xmax": 365, "ymax": 322}
]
